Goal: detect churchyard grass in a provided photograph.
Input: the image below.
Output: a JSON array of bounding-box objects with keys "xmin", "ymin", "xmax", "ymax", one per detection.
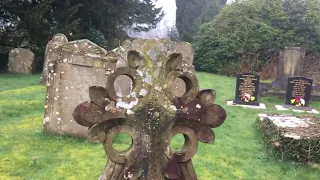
[{"xmin": 0, "ymin": 72, "xmax": 320, "ymax": 180}]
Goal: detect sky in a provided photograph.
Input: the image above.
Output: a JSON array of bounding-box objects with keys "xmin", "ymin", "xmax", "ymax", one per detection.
[{"xmin": 130, "ymin": 0, "xmax": 235, "ymax": 38}]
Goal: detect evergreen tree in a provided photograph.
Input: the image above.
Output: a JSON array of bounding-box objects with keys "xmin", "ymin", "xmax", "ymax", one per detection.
[{"xmin": 175, "ymin": 0, "xmax": 226, "ymax": 42}]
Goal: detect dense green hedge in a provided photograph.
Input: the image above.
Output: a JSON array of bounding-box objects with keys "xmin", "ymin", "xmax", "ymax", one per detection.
[{"xmin": 193, "ymin": 0, "xmax": 320, "ymax": 76}]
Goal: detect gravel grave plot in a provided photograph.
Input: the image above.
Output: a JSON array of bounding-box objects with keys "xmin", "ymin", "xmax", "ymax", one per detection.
[{"xmin": 257, "ymin": 114, "xmax": 320, "ymax": 163}]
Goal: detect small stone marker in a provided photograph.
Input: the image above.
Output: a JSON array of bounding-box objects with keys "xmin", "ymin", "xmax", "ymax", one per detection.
[
  {"xmin": 275, "ymin": 76, "xmax": 318, "ymax": 113},
  {"xmin": 8, "ymin": 48, "xmax": 35, "ymax": 74},
  {"xmin": 227, "ymin": 73, "xmax": 266, "ymax": 109}
]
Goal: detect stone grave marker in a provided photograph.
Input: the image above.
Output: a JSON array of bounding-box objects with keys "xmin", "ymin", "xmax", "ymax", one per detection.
[
  {"xmin": 233, "ymin": 73, "xmax": 260, "ymax": 106},
  {"xmin": 272, "ymin": 47, "xmax": 306, "ymax": 90},
  {"xmin": 284, "ymin": 76, "xmax": 313, "ymax": 108},
  {"xmin": 258, "ymin": 47, "xmax": 320, "ymax": 101},
  {"xmin": 43, "ymin": 35, "xmax": 118, "ymax": 137},
  {"xmin": 227, "ymin": 73, "xmax": 266, "ymax": 109},
  {"xmin": 275, "ymin": 76, "xmax": 319, "ymax": 113},
  {"xmin": 72, "ymin": 39, "xmax": 227, "ymax": 179},
  {"xmin": 8, "ymin": 48, "xmax": 35, "ymax": 74}
]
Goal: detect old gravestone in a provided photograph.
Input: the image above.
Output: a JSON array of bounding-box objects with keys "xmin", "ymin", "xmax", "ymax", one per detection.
[
  {"xmin": 272, "ymin": 47, "xmax": 306, "ymax": 90},
  {"xmin": 43, "ymin": 35, "xmax": 118, "ymax": 137},
  {"xmin": 43, "ymin": 35, "xmax": 196, "ymax": 137},
  {"xmin": 283, "ymin": 76, "xmax": 313, "ymax": 109},
  {"xmin": 233, "ymin": 73, "xmax": 260, "ymax": 106},
  {"xmin": 8, "ymin": 48, "xmax": 34, "ymax": 74},
  {"xmin": 72, "ymin": 39, "xmax": 227, "ymax": 179}
]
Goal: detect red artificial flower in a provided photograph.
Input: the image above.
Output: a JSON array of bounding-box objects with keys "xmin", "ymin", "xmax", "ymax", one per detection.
[{"xmin": 295, "ymin": 96, "xmax": 301, "ymax": 102}]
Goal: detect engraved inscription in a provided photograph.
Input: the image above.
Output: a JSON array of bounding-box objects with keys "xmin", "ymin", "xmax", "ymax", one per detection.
[
  {"xmin": 290, "ymin": 79, "xmax": 312, "ymax": 98},
  {"xmin": 239, "ymin": 74, "xmax": 257, "ymax": 96},
  {"xmin": 284, "ymin": 76, "xmax": 313, "ymax": 107},
  {"xmin": 234, "ymin": 73, "xmax": 260, "ymax": 106}
]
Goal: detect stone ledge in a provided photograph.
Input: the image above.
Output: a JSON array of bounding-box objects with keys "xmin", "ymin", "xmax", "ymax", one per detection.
[
  {"xmin": 274, "ymin": 105, "xmax": 319, "ymax": 114},
  {"xmin": 226, "ymin": 101, "xmax": 266, "ymax": 109}
]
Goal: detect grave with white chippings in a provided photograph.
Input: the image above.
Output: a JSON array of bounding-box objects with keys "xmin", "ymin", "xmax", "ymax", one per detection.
[{"xmin": 257, "ymin": 113, "xmax": 320, "ymax": 163}]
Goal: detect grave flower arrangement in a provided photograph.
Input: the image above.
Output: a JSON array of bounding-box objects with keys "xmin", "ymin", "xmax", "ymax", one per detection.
[
  {"xmin": 290, "ymin": 96, "xmax": 305, "ymax": 106},
  {"xmin": 241, "ymin": 93, "xmax": 255, "ymax": 102}
]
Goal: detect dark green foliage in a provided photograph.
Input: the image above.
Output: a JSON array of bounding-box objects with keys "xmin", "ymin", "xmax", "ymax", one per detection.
[
  {"xmin": 0, "ymin": 0, "xmax": 164, "ymax": 71},
  {"xmin": 193, "ymin": 0, "xmax": 320, "ymax": 75},
  {"xmin": 175, "ymin": 0, "xmax": 226, "ymax": 42},
  {"xmin": 167, "ymin": 25, "xmax": 180, "ymax": 41},
  {"xmin": 0, "ymin": 0, "xmax": 83, "ymax": 55},
  {"xmin": 87, "ymin": 28, "xmax": 108, "ymax": 49}
]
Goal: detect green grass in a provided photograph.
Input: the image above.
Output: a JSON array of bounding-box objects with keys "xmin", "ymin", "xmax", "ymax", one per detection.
[{"xmin": 1, "ymin": 72, "xmax": 320, "ymax": 180}]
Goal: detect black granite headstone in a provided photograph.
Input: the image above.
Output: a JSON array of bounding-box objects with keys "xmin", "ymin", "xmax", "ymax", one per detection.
[
  {"xmin": 233, "ymin": 73, "xmax": 260, "ymax": 106},
  {"xmin": 284, "ymin": 76, "xmax": 313, "ymax": 108}
]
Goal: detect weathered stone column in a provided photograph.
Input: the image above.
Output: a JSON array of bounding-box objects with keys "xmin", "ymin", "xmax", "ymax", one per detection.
[
  {"xmin": 272, "ymin": 47, "xmax": 306, "ymax": 89},
  {"xmin": 73, "ymin": 39, "xmax": 227, "ymax": 179},
  {"xmin": 40, "ymin": 34, "xmax": 68, "ymax": 84}
]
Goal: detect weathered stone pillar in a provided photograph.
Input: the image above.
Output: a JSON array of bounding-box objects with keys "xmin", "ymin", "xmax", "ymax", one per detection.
[
  {"xmin": 272, "ymin": 47, "xmax": 306, "ymax": 89},
  {"xmin": 40, "ymin": 34, "xmax": 68, "ymax": 84},
  {"xmin": 73, "ymin": 39, "xmax": 227, "ymax": 179}
]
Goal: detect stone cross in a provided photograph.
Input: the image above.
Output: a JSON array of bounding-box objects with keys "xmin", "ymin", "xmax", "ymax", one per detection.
[{"xmin": 73, "ymin": 39, "xmax": 227, "ymax": 179}]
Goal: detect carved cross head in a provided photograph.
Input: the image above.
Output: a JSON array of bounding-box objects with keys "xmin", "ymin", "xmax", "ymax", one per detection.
[{"xmin": 73, "ymin": 49, "xmax": 227, "ymax": 180}]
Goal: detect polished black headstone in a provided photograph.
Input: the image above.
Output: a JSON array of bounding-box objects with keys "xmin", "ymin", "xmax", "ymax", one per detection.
[
  {"xmin": 233, "ymin": 73, "xmax": 260, "ymax": 106},
  {"xmin": 284, "ymin": 76, "xmax": 313, "ymax": 108}
]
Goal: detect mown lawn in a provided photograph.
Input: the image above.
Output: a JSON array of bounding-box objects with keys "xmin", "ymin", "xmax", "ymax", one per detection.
[{"xmin": 0, "ymin": 72, "xmax": 319, "ymax": 180}]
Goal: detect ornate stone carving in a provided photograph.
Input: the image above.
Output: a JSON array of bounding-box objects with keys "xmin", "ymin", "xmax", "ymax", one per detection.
[{"xmin": 73, "ymin": 40, "xmax": 227, "ymax": 179}]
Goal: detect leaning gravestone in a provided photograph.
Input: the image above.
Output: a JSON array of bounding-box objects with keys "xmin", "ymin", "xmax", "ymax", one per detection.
[
  {"xmin": 73, "ymin": 40, "xmax": 227, "ymax": 179},
  {"xmin": 8, "ymin": 48, "xmax": 34, "ymax": 74},
  {"xmin": 43, "ymin": 35, "xmax": 197, "ymax": 137},
  {"xmin": 43, "ymin": 35, "xmax": 118, "ymax": 137}
]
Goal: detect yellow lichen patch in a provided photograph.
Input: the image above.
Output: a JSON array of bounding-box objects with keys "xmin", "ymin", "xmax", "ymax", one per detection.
[
  {"xmin": 0, "ymin": 85, "xmax": 45, "ymax": 96},
  {"xmin": 15, "ymin": 115, "xmax": 42, "ymax": 130},
  {"xmin": 0, "ymin": 175, "xmax": 24, "ymax": 180},
  {"xmin": 0, "ymin": 100, "xmax": 42, "ymax": 106},
  {"xmin": 232, "ymin": 169, "xmax": 248, "ymax": 179}
]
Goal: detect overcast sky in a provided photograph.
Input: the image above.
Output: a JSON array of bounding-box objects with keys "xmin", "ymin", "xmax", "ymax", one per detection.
[{"xmin": 130, "ymin": 0, "xmax": 235, "ymax": 38}]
